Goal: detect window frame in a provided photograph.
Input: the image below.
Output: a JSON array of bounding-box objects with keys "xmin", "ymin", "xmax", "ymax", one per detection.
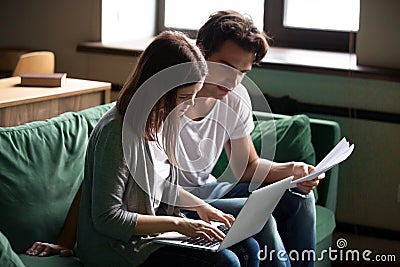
[
  {"xmin": 156, "ymin": 0, "xmax": 197, "ymax": 38},
  {"xmin": 264, "ymin": 0, "xmax": 356, "ymax": 52},
  {"xmin": 156, "ymin": 0, "xmax": 357, "ymax": 52}
]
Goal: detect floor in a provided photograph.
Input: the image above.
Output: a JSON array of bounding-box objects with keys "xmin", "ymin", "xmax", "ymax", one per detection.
[{"xmin": 330, "ymin": 232, "xmax": 400, "ymax": 267}]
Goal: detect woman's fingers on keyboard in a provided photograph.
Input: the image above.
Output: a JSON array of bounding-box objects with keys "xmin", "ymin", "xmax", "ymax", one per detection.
[
  {"xmin": 209, "ymin": 225, "xmax": 225, "ymax": 240},
  {"xmin": 198, "ymin": 221, "xmax": 224, "ymax": 241}
]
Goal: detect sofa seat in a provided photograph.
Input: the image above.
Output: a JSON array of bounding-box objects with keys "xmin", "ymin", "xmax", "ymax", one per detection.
[
  {"xmin": 18, "ymin": 254, "xmax": 81, "ymax": 267},
  {"xmin": 316, "ymin": 205, "xmax": 336, "ymax": 245}
]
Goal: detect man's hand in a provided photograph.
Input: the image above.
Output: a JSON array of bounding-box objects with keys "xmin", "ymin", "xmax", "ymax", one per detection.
[
  {"xmin": 292, "ymin": 162, "xmax": 325, "ymax": 193},
  {"xmin": 26, "ymin": 242, "xmax": 74, "ymax": 257}
]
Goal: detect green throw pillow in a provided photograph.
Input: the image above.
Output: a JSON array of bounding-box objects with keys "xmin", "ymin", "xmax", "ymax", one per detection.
[
  {"xmin": 258, "ymin": 114, "xmax": 315, "ymax": 164},
  {"xmin": 0, "ymin": 112, "xmax": 88, "ymax": 253}
]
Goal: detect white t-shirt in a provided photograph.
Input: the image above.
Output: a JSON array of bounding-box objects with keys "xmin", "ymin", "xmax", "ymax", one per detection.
[
  {"xmin": 177, "ymin": 84, "xmax": 254, "ymax": 191},
  {"xmin": 148, "ymin": 140, "xmax": 170, "ymax": 210}
]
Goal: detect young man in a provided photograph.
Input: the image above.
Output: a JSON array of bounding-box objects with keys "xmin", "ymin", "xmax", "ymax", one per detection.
[{"xmin": 176, "ymin": 10, "xmax": 323, "ymax": 267}]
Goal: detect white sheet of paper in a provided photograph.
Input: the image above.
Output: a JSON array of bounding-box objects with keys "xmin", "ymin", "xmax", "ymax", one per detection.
[{"xmin": 289, "ymin": 137, "xmax": 354, "ymax": 188}]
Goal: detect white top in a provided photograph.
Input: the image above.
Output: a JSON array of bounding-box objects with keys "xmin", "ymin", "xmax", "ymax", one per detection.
[
  {"xmin": 177, "ymin": 84, "xmax": 254, "ymax": 192},
  {"xmin": 148, "ymin": 139, "xmax": 170, "ymax": 210}
]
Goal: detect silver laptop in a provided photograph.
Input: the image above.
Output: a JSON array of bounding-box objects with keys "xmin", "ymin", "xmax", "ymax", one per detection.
[{"xmin": 153, "ymin": 176, "xmax": 293, "ymax": 252}]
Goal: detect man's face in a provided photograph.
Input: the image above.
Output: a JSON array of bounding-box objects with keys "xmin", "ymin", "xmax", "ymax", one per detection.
[{"xmin": 198, "ymin": 40, "xmax": 254, "ymax": 99}]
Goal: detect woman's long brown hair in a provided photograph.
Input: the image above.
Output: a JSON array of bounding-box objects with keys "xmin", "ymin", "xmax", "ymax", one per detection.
[{"xmin": 116, "ymin": 31, "xmax": 207, "ymax": 142}]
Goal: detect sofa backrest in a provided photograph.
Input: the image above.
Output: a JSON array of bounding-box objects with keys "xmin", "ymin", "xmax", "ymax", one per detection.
[
  {"xmin": 0, "ymin": 102, "xmax": 117, "ymax": 254},
  {"xmin": 77, "ymin": 102, "xmax": 116, "ymax": 135},
  {"xmin": 0, "ymin": 112, "xmax": 88, "ymax": 253}
]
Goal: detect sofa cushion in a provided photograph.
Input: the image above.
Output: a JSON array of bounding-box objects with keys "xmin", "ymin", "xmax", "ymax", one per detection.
[
  {"xmin": 212, "ymin": 114, "xmax": 316, "ymax": 179},
  {"xmin": 0, "ymin": 231, "xmax": 24, "ymax": 267},
  {"xmin": 0, "ymin": 112, "xmax": 88, "ymax": 253}
]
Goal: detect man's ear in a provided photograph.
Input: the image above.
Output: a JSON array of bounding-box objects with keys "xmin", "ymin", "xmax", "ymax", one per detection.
[{"xmin": 197, "ymin": 43, "xmax": 206, "ymax": 56}]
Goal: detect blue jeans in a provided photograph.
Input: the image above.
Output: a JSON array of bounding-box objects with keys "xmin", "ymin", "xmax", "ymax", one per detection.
[
  {"xmin": 140, "ymin": 237, "xmax": 260, "ymax": 267},
  {"xmin": 186, "ymin": 183, "xmax": 316, "ymax": 267}
]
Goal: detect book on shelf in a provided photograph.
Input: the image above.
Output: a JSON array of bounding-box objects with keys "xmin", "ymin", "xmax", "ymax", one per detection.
[{"xmin": 20, "ymin": 73, "xmax": 67, "ymax": 87}]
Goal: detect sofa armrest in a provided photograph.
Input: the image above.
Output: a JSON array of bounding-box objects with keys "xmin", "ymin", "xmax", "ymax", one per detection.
[
  {"xmin": 0, "ymin": 231, "xmax": 25, "ymax": 267},
  {"xmin": 309, "ymin": 117, "xmax": 341, "ymax": 213}
]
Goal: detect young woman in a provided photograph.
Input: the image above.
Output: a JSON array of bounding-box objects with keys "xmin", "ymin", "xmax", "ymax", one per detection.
[{"xmin": 75, "ymin": 31, "xmax": 259, "ymax": 267}]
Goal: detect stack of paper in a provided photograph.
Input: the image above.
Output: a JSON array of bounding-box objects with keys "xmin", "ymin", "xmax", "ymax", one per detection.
[{"xmin": 290, "ymin": 137, "xmax": 354, "ymax": 188}]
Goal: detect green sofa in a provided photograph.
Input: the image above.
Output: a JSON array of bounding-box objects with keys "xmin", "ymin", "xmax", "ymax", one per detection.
[{"xmin": 0, "ymin": 103, "xmax": 340, "ymax": 267}]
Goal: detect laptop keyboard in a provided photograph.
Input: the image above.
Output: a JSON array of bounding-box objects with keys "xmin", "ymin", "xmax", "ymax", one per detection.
[{"xmin": 181, "ymin": 224, "xmax": 229, "ymax": 248}]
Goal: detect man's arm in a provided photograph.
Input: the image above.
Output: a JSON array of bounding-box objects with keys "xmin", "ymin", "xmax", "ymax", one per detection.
[
  {"xmin": 56, "ymin": 186, "xmax": 81, "ymax": 249},
  {"xmin": 26, "ymin": 187, "xmax": 81, "ymax": 257},
  {"xmin": 225, "ymin": 135, "xmax": 322, "ymax": 193}
]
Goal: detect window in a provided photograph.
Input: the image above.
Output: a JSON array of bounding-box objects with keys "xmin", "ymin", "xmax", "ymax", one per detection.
[
  {"xmin": 102, "ymin": 0, "xmax": 155, "ymax": 44},
  {"xmin": 100, "ymin": 0, "xmax": 360, "ymax": 52},
  {"xmin": 265, "ymin": 0, "xmax": 359, "ymax": 52},
  {"xmin": 157, "ymin": 0, "xmax": 264, "ymax": 37},
  {"xmin": 283, "ymin": 0, "xmax": 359, "ymax": 32},
  {"xmin": 157, "ymin": 0, "xmax": 360, "ymax": 52}
]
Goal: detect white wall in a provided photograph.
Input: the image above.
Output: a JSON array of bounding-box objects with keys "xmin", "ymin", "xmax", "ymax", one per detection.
[
  {"xmin": 356, "ymin": 0, "xmax": 400, "ymax": 69},
  {"xmin": 0, "ymin": 0, "xmax": 139, "ymax": 84}
]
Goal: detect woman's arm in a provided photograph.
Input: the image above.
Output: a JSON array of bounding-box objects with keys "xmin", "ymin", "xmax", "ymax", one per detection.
[
  {"xmin": 177, "ymin": 187, "xmax": 234, "ymax": 227},
  {"xmin": 134, "ymin": 214, "xmax": 225, "ymax": 241},
  {"xmin": 177, "ymin": 186, "xmax": 207, "ymax": 210},
  {"xmin": 130, "ymin": 188, "xmax": 233, "ymax": 240}
]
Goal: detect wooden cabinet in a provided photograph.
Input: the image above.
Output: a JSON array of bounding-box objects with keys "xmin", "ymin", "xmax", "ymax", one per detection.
[{"xmin": 0, "ymin": 77, "xmax": 111, "ymax": 127}]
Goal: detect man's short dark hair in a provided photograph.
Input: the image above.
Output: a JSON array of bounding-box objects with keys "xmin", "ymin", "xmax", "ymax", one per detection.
[{"xmin": 196, "ymin": 10, "xmax": 270, "ymax": 64}]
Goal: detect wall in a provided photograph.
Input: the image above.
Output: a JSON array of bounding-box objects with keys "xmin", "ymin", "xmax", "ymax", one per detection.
[
  {"xmin": 0, "ymin": 0, "xmax": 136, "ymax": 84},
  {"xmin": 357, "ymin": 0, "xmax": 400, "ymax": 69},
  {"xmin": 247, "ymin": 68, "xmax": 400, "ymax": 231},
  {"xmin": 0, "ymin": 0, "xmax": 399, "ymax": 231}
]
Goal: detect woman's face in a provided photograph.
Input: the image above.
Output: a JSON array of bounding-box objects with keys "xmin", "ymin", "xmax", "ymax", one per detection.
[{"xmin": 175, "ymin": 79, "xmax": 204, "ymax": 115}]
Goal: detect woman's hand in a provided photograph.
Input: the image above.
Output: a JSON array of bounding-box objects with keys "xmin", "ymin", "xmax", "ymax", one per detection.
[
  {"xmin": 26, "ymin": 242, "xmax": 74, "ymax": 257},
  {"xmin": 176, "ymin": 217, "xmax": 226, "ymax": 241},
  {"xmin": 195, "ymin": 204, "xmax": 235, "ymax": 228},
  {"xmin": 292, "ymin": 162, "xmax": 325, "ymax": 193}
]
